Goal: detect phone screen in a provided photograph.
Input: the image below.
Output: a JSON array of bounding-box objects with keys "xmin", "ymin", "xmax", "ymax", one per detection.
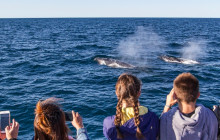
[
  {"xmin": 0, "ymin": 111, "xmax": 10, "ymax": 133},
  {"xmin": 64, "ymin": 111, "xmax": 73, "ymax": 121}
]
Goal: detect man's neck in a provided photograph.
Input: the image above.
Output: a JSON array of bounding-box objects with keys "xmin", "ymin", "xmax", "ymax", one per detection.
[{"xmin": 178, "ymin": 101, "xmax": 196, "ymax": 114}]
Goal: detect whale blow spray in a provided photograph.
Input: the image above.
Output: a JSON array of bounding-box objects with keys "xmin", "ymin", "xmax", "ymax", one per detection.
[
  {"xmin": 181, "ymin": 41, "xmax": 207, "ymax": 60},
  {"xmin": 117, "ymin": 26, "xmax": 165, "ymax": 66}
]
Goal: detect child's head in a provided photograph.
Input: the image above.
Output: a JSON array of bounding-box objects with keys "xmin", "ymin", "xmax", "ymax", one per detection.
[
  {"xmin": 174, "ymin": 73, "xmax": 199, "ymax": 103},
  {"xmin": 34, "ymin": 98, "xmax": 69, "ymax": 140},
  {"xmin": 114, "ymin": 73, "xmax": 144, "ymax": 139},
  {"xmin": 115, "ymin": 73, "xmax": 141, "ymax": 102}
]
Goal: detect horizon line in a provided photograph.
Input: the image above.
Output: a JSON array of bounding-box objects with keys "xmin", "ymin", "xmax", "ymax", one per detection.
[{"xmin": 0, "ymin": 17, "xmax": 220, "ymax": 19}]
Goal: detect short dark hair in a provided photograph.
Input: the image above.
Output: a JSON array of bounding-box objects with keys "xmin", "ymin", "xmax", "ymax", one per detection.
[{"xmin": 174, "ymin": 73, "xmax": 199, "ymax": 103}]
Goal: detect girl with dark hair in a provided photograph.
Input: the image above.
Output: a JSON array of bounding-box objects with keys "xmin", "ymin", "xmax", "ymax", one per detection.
[
  {"xmin": 34, "ymin": 98, "xmax": 89, "ymax": 140},
  {"xmin": 103, "ymin": 73, "xmax": 159, "ymax": 140}
]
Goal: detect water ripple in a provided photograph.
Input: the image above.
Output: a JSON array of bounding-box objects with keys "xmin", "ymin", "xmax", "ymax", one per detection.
[{"xmin": 0, "ymin": 18, "xmax": 219, "ymax": 139}]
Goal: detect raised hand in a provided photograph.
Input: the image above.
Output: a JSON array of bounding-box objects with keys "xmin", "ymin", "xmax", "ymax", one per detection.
[
  {"xmin": 163, "ymin": 88, "xmax": 178, "ymax": 113},
  {"xmin": 5, "ymin": 119, "xmax": 19, "ymax": 139},
  {"xmin": 71, "ymin": 111, "xmax": 84, "ymax": 130}
]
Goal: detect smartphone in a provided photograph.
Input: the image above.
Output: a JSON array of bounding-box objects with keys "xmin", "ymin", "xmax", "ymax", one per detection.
[
  {"xmin": 64, "ymin": 111, "xmax": 73, "ymax": 121},
  {"xmin": 0, "ymin": 111, "xmax": 10, "ymax": 133}
]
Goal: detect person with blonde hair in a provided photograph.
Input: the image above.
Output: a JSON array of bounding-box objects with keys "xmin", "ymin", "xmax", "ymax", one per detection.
[
  {"xmin": 160, "ymin": 73, "xmax": 218, "ymax": 140},
  {"xmin": 33, "ymin": 98, "xmax": 89, "ymax": 140},
  {"xmin": 103, "ymin": 73, "xmax": 159, "ymax": 140}
]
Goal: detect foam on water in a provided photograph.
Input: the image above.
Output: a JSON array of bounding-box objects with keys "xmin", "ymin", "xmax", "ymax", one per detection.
[{"xmin": 181, "ymin": 59, "xmax": 199, "ymax": 65}]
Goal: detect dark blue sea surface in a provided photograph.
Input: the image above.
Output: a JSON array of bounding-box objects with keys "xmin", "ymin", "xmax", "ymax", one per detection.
[{"xmin": 0, "ymin": 18, "xmax": 220, "ymax": 139}]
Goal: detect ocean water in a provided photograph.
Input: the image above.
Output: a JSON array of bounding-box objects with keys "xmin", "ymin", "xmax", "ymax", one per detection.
[{"xmin": 0, "ymin": 18, "xmax": 219, "ymax": 139}]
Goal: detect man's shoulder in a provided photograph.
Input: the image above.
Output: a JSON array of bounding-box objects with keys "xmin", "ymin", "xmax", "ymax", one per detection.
[
  {"xmin": 200, "ymin": 105, "xmax": 217, "ymax": 120},
  {"xmin": 160, "ymin": 107, "xmax": 178, "ymax": 120}
]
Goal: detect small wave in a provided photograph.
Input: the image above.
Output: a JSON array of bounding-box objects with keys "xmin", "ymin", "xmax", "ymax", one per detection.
[
  {"xmin": 169, "ymin": 42, "xmax": 182, "ymax": 47},
  {"xmin": 47, "ymin": 90, "xmax": 78, "ymax": 96},
  {"xmin": 7, "ymin": 61, "xmax": 31, "ymax": 68},
  {"xmin": 208, "ymin": 41, "xmax": 220, "ymax": 46},
  {"xmin": 15, "ymin": 47, "xmax": 41, "ymax": 52},
  {"xmin": 75, "ymin": 44, "xmax": 110, "ymax": 50}
]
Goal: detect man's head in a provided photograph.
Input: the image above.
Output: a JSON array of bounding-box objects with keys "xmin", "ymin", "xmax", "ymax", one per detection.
[{"xmin": 174, "ymin": 73, "xmax": 199, "ymax": 103}]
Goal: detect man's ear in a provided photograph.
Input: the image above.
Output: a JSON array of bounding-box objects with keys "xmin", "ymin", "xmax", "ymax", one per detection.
[
  {"xmin": 173, "ymin": 92, "xmax": 180, "ymax": 102},
  {"xmin": 174, "ymin": 92, "xmax": 177, "ymax": 98},
  {"xmin": 197, "ymin": 92, "xmax": 200, "ymax": 99}
]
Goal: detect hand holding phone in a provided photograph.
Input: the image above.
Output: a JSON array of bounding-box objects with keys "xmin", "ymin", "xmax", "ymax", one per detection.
[
  {"xmin": 5, "ymin": 119, "xmax": 19, "ymax": 139},
  {"xmin": 0, "ymin": 111, "xmax": 19, "ymax": 139},
  {"xmin": 71, "ymin": 111, "xmax": 84, "ymax": 130}
]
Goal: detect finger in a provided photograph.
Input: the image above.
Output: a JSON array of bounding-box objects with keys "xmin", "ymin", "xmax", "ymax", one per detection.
[
  {"xmin": 5, "ymin": 126, "xmax": 9, "ymax": 132},
  {"xmin": 79, "ymin": 116, "xmax": 83, "ymax": 122},
  {"xmin": 75, "ymin": 112, "xmax": 79, "ymax": 120},
  {"xmin": 78, "ymin": 113, "xmax": 82, "ymax": 119},
  {"xmin": 76, "ymin": 112, "xmax": 79, "ymax": 117},
  {"xmin": 76, "ymin": 112, "xmax": 82, "ymax": 120},
  {"xmin": 170, "ymin": 88, "xmax": 175, "ymax": 95},
  {"xmin": 12, "ymin": 119, "xmax": 15, "ymax": 129},
  {"xmin": 172, "ymin": 99, "xmax": 178, "ymax": 105},
  {"xmin": 72, "ymin": 110, "xmax": 76, "ymax": 119},
  {"xmin": 15, "ymin": 121, "xmax": 19, "ymax": 130}
]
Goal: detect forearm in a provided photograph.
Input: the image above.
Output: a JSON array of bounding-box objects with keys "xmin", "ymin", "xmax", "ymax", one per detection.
[
  {"xmin": 163, "ymin": 105, "xmax": 172, "ymax": 113},
  {"xmin": 76, "ymin": 128, "xmax": 89, "ymax": 140},
  {"xmin": 162, "ymin": 88, "xmax": 177, "ymax": 113}
]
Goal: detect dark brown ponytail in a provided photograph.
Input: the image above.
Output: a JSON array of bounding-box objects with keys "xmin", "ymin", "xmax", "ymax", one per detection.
[
  {"xmin": 114, "ymin": 98, "xmax": 124, "ymax": 139},
  {"xmin": 133, "ymin": 99, "xmax": 144, "ymax": 140}
]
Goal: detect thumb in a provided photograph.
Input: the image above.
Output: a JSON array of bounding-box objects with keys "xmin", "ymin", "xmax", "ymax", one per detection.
[{"xmin": 5, "ymin": 126, "xmax": 9, "ymax": 133}]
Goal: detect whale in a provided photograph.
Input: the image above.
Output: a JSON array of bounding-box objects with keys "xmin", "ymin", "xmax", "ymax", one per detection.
[
  {"xmin": 160, "ymin": 55, "xmax": 199, "ymax": 65},
  {"xmin": 94, "ymin": 57, "xmax": 135, "ymax": 68}
]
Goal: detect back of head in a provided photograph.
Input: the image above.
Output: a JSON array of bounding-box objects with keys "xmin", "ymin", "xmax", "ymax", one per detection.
[
  {"xmin": 174, "ymin": 73, "xmax": 199, "ymax": 103},
  {"xmin": 34, "ymin": 98, "xmax": 69, "ymax": 140},
  {"xmin": 115, "ymin": 73, "xmax": 141, "ymax": 101},
  {"xmin": 114, "ymin": 73, "xmax": 144, "ymax": 140}
]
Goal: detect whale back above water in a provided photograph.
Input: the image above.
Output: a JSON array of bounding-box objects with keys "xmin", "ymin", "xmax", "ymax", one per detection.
[
  {"xmin": 94, "ymin": 57, "xmax": 135, "ymax": 68},
  {"xmin": 160, "ymin": 55, "xmax": 199, "ymax": 64}
]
